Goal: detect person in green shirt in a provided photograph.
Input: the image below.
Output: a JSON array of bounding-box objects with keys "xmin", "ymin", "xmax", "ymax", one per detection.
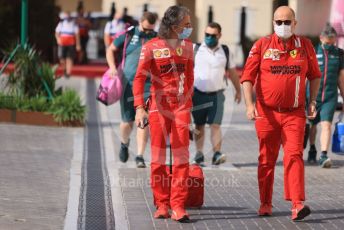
[
  {"xmin": 307, "ymin": 24, "xmax": 344, "ymax": 168},
  {"xmin": 106, "ymin": 12, "xmax": 158, "ymax": 168}
]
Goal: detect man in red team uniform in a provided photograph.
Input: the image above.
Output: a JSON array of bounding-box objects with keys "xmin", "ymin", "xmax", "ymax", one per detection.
[
  {"xmin": 133, "ymin": 6, "xmax": 193, "ymax": 222},
  {"xmin": 241, "ymin": 6, "xmax": 321, "ymax": 221}
]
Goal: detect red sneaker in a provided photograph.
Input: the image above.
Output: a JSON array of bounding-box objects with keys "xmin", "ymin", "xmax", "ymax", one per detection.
[
  {"xmin": 171, "ymin": 208, "xmax": 190, "ymax": 222},
  {"xmin": 291, "ymin": 203, "xmax": 311, "ymax": 221},
  {"xmin": 258, "ymin": 203, "xmax": 272, "ymax": 216},
  {"xmin": 154, "ymin": 205, "xmax": 170, "ymax": 219}
]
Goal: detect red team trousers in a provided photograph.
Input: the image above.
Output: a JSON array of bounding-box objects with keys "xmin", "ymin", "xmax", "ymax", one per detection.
[
  {"xmin": 133, "ymin": 37, "xmax": 194, "ymax": 209},
  {"xmin": 149, "ymin": 98, "xmax": 190, "ymax": 209},
  {"xmin": 255, "ymin": 101, "xmax": 306, "ymax": 204}
]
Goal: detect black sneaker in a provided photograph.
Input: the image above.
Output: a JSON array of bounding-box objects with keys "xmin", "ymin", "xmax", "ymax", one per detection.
[
  {"xmin": 307, "ymin": 148, "xmax": 317, "ymax": 164},
  {"xmin": 193, "ymin": 151, "xmax": 205, "ymax": 166},
  {"xmin": 119, "ymin": 142, "xmax": 129, "ymax": 163},
  {"xmin": 212, "ymin": 151, "xmax": 226, "ymax": 165},
  {"xmin": 135, "ymin": 156, "xmax": 146, "ymax": 168}
]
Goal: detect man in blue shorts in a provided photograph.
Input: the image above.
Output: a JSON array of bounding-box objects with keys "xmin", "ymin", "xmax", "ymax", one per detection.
[
  {"xmin": 106, "ymin": 12, "xmax": 158, "ymax": 168},
  {"xmin": 192, "ymin": 22, "xmax": 241, "ymax": 166}
]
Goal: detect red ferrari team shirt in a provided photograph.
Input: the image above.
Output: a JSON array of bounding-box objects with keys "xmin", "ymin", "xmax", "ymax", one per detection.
[
  {"xmin": 241, "ymin": 33, "xmax": 321, "ymax": 109},
  {"xmin": 133, "ymin": 37, "xmax": 194, "ymax": 109}
]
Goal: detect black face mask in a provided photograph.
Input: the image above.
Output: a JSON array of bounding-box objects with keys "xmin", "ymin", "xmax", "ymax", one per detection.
[
  {"xmin": 140, "ymin": 26, "xmax": 155, "ymax": 37},
  {"xmin": 140, "ymin": 31, "xmax": 155, "ymax": 38}
]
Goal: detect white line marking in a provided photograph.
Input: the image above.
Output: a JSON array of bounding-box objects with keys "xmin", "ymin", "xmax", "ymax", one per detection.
[{"xmin": 63, "ymin": 130, "xmax": 84, "ymax": 230}]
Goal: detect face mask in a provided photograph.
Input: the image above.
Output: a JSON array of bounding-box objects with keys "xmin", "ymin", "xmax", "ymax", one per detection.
[
  {"xmin": 139, "ymin": 31, "xmax": 148, "ymax": 37},
  {"xmin": 178, "ymin": 27, "xmax": 193, "ymax": 39},
  {"xmin": 274, "ymin": 24, "xmax": 293, "ymax": 39},
  {"xmin": 322, "ymin": 43, "xmax": 335, "ymax": 50},
  {"xmin": 204, "ymin": 36, "xmax": 218, "ymax": 48}
]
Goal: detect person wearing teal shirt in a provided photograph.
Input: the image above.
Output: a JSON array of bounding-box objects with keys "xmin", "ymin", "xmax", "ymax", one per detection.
[
  {"xmin": 106, "ymin": 12, "xmax": 158, "ymax": 168},
  {"xmin": 307, "ymin": 24, "xmax": 344, "ymax": 167}
]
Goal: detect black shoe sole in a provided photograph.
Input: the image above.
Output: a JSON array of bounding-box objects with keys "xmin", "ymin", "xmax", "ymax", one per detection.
[
  {"xmin": 120, "ymin": 153, "xmax": 129, "ymax": 163},
  {"xmin": 258, "ymin": 211, "xmax": 272, "ymax": 216},
  {"xmin": 175, "ymin": 215, "xmax": 190, "ymax": 223},
  {"xmin": 155, "ymin": 214, "xmax": 170, "ymax": 219},
  {"xmin": 136, "ymin": 163, "xmax": 146, "ymax": 168},
  {"xmin": 259, "ymin": 213, "xmax": 272, "ymax": 217},
  {"xmin": 120, "ymin": 156, "xmax": 129, "ymax": 163},
  {"xmin": 293, "ymin": 205, "xmax": 311, "ymax": 221}
]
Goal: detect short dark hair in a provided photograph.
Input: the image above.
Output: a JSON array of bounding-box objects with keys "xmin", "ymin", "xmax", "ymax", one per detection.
[
  {"xmin": 141, "ymin": 11, "xmax": 158, "ymax": 24},
  {"xmin": 321, "ymin": 23, "xmax": 337, "ymax": 37},
  {"xmin": 207, "ymin": 22, "xmax": 222, "ymax": 33}
]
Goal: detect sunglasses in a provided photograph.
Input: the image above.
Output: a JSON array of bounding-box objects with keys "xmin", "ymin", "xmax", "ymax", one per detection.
[
  {"xmin": 274, "ymin": 20, "xmax": 292, "ymax": 26},
  {"xmin": 205, "ymin": 33, "xmax": 218, "ymax": 38}
]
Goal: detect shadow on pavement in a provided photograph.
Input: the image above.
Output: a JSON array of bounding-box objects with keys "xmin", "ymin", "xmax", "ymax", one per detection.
[
  {"xmin": 188, "ymin": 208, "xmax": 344, "ymax": 223},
  {"xmin": 233, "ymin": 161, "xmax": 283, "ymax": 168},
  {"xmin": 199, "ymin": 206, "xmax": 247, "ymax": 211},
  {"xmin": 233, "ymin": 160, "xmax": 344, "ymax": 169}
]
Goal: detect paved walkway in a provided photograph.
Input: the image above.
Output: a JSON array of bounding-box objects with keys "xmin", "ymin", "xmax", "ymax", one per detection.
[{"xmin": 0, "ymin": 77, "xmax": 344, "ymax": 229}]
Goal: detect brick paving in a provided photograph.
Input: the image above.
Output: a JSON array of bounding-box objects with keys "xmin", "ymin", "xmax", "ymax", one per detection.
[
  {"xmin": 107, "ymin": 88, "xmax": 344, "ymax": 230},
  {"xmin": 0, "ymin": 124, "xmax": 79, "ymax": 230}
]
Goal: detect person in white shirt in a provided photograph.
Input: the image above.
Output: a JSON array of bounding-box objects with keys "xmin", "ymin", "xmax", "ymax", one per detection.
[
  {"xmin": 55, "ymin": 12, "xmax": 80, "ymax": 78},
  {"xmin": 104, "ymin": 12, "xmax": 126, "ymax": 47},
  {"xmin": 192, "ymin": 22, "xmax": 241, "ymax": 166}
]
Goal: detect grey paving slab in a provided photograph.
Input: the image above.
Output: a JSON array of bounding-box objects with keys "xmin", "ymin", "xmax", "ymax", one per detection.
[
  {"xmin": 0, "ymin": 76, "xmax": 86, "ymax": 230},
  {"xmin": 0, "ymin": 124, "xmax": 81, "ymax": 230}
]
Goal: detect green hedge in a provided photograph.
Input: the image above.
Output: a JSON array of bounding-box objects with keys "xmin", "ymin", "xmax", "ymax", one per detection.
[{"xmin": 0, "ymin": 90, "xmax": 86, "ymax": 124}]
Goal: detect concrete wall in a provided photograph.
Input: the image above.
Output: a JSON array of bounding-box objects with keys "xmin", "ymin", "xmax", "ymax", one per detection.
[
  {"xmin": 56, "ymin": 0, "xmax": 333, "ymax": 63},
  {"xmin": 290, "ymin": 0, "xmax": 332, "ymax": 36},
  {"xmin": 56, "ymin": 0, "xmax": 102, "ymax": 12},
  {"xmin": 100, "ymin": 0, "xmax": 273, "ymax": 47},
  {"xmin": 102, "ymin": 0, "xmax": 175, "ymax": 21},
  {"xmin": 56, "ymin": 0, "xmax": 333, "ymax": 39},
  {"xmin": 195, "ymin": 0, "xmax": 273, "ymax": 46}
]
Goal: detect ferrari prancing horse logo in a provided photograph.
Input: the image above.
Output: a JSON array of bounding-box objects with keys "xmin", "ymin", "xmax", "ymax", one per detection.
[
  {"xmin": 290, "ymin": 49, "xmax": 297, "ymax": 58},
  {"xmin": 176, "ymin": 47, "xmax": 183, "ymax": 56}
]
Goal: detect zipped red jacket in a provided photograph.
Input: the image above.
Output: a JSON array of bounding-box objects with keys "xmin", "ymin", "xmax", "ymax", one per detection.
[
  {"xmin": 241, "ymin": 33, "xmax": 321, "ymax": 109},
  {"xmin": 133, "ymin": 37, "xmax": 194, "ymax": 111}
]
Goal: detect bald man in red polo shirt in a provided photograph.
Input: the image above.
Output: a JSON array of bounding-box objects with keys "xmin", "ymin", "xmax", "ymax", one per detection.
[{"xmin": 241, "ymin": 6, "xmax": 321, "ymax": 221}]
